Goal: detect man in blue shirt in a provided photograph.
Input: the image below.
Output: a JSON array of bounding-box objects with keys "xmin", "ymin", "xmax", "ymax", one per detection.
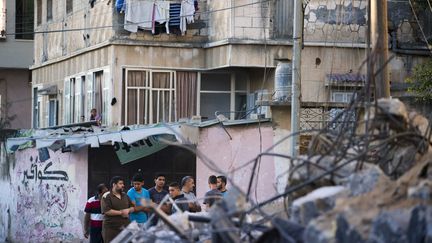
[{"xmin": 127, "ymin": 173, "xmax": 151, "ymax": 225}]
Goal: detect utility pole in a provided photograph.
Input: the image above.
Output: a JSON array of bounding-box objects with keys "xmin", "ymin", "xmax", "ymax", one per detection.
[
  {"xmin": 290, "ymin": 0, "xmax": 303, "ymax": 157},
  {"xmin": 371, "ymin": 0, "xmax": 390, "ymax": 98}
]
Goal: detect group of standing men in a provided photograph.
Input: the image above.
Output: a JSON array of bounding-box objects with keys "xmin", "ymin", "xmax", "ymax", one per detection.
[{"xmin": 83, "ymin": 173, "xmax": 228, "ymax": 242}]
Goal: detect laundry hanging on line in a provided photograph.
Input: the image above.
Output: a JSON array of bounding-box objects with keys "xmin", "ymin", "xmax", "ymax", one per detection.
[{"xmin": 122, "ymin": 0, "xmax": 198, "ymax": 35}]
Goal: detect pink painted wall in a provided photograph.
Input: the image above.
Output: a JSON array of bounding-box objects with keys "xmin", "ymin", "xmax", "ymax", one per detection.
[
  {"xmin": 9, "ymin": 147, "xmax": 88, "ymax": 242},
  {"xmin": 196, "ymin": 124, "xmax": 276, "ymax": 203},
  {"xmin": 0, "ymin": 69, "xmax": 32, "ymax": 129}
]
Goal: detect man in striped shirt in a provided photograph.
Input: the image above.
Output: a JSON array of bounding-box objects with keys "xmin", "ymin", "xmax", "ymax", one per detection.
[{"xmin": 84, "ymin": 184, "xmax": 108, "ymax": 243}]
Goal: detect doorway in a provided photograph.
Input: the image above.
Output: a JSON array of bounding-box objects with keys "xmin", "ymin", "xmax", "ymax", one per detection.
[{"xmin": 87, "ymin": 145, "xmax": 196, "ymax": 197}]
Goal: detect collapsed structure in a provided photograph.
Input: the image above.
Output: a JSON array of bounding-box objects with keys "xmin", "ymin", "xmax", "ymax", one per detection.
[{"xmin": 112, "ymin": 96, "xmax": 432, "ymax": 243}]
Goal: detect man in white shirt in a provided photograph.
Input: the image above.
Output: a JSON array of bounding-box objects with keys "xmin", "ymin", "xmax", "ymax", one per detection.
[{"xmin": 180, "ymin": 176, "xmax": 201, "ymax": 212}]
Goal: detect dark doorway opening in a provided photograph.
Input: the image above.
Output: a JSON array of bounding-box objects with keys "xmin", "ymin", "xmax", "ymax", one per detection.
[{"xmin": 87, "ymin": 145, "xmax": 196, "ymax": 198}]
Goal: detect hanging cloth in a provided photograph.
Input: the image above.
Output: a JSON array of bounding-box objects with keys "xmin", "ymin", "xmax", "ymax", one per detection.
[
  {"xmin": 180, "ymin": 0, "xmax": 195, "ymax": 35},
  {"xmin": 154, "ymin": 1, "xmax": 171, "ymax": 34},
  {"xmin": 124, "ymin": 0, "xmax": 153, "ymax": 32}
]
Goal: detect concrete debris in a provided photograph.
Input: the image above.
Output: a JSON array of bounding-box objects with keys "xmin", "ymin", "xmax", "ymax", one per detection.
[
  {"xmin": 113, "ymin": 99, "xmax": 432, "ymax": 243},
  {"xmin": 346, "ymin": 165, "xmax": 382, "ymax": 196},
  {"xmin": 376, "ymin": 98, "xmax": 409, "ymax": 123},
  {"xmin": 409, "ymin": 111, "xmax": 432, "ymax": 143},
  {"xmin": 291, "ymin": 186, "xmax": 347, "ymax": 225},
  {"xmin": 407, "ymin": 180, "xmax": 431, "ymax": 200},
  {"xmin": 300, "ymin": 149, "xmax": 432, "ymax": 242}
]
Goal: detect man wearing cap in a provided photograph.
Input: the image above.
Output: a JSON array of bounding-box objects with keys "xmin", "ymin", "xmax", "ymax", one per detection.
[{"xmin": 181, "ymin": 176, "xmax": 201, "ymax": 212}]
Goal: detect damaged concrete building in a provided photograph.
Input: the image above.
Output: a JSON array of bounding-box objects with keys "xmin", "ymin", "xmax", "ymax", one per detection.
[{"xmin": 0, "ymin": 0, "xmax": 431, "ymax": 241}]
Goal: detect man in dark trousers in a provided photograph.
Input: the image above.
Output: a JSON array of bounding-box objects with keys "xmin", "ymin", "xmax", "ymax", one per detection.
[
  {"xmin": 204, "ymin": 175, "xmax": 222, "ymax": 210},
  {"xmin": 84, "ymin": 184, "xmax": 108, "ymax": 243},
  {"xmin": 101, "ymin": 176, "xmax": 135, "ymax": 242},
  {"xmin": 148, "ymin": 174, "xmax": 169, "ymax": 225}
]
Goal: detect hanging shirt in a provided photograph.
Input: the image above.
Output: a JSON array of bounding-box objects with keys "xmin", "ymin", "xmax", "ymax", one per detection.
[
  {"xmin": 169, "ymin": 3, "xmax": 181, "ymax": 27},
  {"xmin": 154, "ymin": 1, "xmax": 171, "ymax": 34},
  {"xmin": 180, "ymin": 0, "xmax": 195, "ymax": 35},
  {"xmin": 124, "ymin": 0, "xmax": 153, "ymax": 33}
]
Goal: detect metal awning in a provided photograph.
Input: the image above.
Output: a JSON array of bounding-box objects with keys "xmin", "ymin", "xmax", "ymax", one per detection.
[
  {"xmin": 37, "ymin": 85, "xmax": 58, "ymax": 95},
  {"xmin": 6, "ymin": 124, "xmax": 182, "ymax": 153}
]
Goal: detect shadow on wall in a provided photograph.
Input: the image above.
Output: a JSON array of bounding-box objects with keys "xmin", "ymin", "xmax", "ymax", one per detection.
[{"xmin": 0, "ymin": 143, "xmax": 13, "ymax": 242}]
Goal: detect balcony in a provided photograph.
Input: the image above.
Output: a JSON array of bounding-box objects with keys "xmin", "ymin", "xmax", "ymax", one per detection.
[{"xmin": 112, "ymin": 0, "xmax": 283, "ymax": 45}]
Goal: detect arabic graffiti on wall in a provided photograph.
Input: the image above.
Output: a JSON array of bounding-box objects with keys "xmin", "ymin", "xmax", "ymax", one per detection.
[{"xmin": 10, "ymin": 148, "xmax": 88, "ymax": 242}]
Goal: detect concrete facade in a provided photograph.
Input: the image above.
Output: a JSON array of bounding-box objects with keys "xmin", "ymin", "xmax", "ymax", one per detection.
[
  {"xmin": 0, "ymin": 0, "xmax": 34, "ymax": 129},
  {"xmin": 1, "ymin": 0, "xmax": 426, "ymax": 241},
  {"xmin": 0, "ymin": 69, "xmax": 32, "ymax": 129},
  {"xmin": 0, "ymin": 0, "xmax": 33, "ymax": 69}
]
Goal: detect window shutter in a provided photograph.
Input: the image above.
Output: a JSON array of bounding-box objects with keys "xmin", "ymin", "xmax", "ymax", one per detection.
[
  {"xmin": 102, "ymin": 69, "xmax": 111, "ymax": 125},
  {"xmin": 75, "ymin": 76, "xmax": 82, "ymax": 123},
  {"xmin": 86, "ymin": 72, "xmax": 94, "ymax": 120},
  {"xmin": 45, "ymin": 99, "xmax": 49, "ymax": 127},
  {"xmin": 63, "ymin": 78, "xmax": 71, "ymax": 124}
]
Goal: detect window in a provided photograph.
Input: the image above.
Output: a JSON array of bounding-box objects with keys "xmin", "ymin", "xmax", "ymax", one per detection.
[
  {"xmin": 47, "ymin": 0, "xmax": 53, "ymax": 22},
  {"xmin": 63, "ymin": 78, "xmax": 72, "ymax": 124},
  {"xmin": 33, "ymin": 87, "xmax": 41, "ymax": 128},
  {"xmin": 124, "ymin": 70, "xmax": 248, "ymax": 125},
  {"xmin": 73, "ymin": 77, "xmax": 83, "ymax": 123},
  {"xmin": 125, "ymin": 70, "xmax": 176, "ymax": 125},
  {"xmin": 125, "ymin": 69, "xmax": 197, "ymax": 125},
  {"xmin": 66, "ymin": 0, "xmax": 73, "ymax": 14},
  {"xmin": 199, "ymin": 73, "xmax": 248, "ymax": 120},
  {"xmin": 47, "ymin": 99, "xmax": 57, "ymax": 127},
  {"xmin": 64, "ymin": 69, "xmax": 110, "ymax": 125},
  {"xmin": 0, "ymin": 0, "xmax": 5, "ymax": 38},
  {"xmin": 64, "ymin": 77, "xmax": 85, "ymax": 124},
  {"xmin": 85, "ymin": 73, "xmax": 95, "ymax": 121},
  {"xmin": 15, "ymin": 0, "xmax": 34, "ymax": 40},
  {"xmin": 331, "ymin": 91, "xmax": 355, "ymax": 103},
  {"xmin": 101, "ymin": 70, "xmax": 111, "ymax": 125},
  {"xmin": 36, "ymin": 0, "xmax": 41, "ymax": 25}
]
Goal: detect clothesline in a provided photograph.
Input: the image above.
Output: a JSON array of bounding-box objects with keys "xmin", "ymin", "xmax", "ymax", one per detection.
[{"xmin": 119, "ymin": 0, "xmax": 198, "ymax": 35}]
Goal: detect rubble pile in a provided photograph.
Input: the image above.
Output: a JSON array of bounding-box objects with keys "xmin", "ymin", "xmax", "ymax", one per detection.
[
  {"xmin": 290, "ymin": 98, "xmax": 432, "ymax": 242},
  {"xmin": 113, "ymin": 98, "xmax": 432, "ymax": 243}
]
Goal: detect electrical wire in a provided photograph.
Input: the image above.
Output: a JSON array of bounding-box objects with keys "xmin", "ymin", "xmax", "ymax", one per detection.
[{"xmin": 4, "ymin": 0, "xmax": 272, "ymax": 36}]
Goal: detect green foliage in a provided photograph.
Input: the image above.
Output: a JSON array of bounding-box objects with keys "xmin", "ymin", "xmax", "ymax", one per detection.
[{"xmin": 406, "ymin": 59, "xmax": 432, "ymax": 101}]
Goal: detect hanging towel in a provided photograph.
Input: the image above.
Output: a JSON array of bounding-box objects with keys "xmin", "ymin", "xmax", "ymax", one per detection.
[
  {"xmin": 180, "ymin": 0, "xmax": 195, "ymax": 35},
  {"xmin": 124, "ymin": 0, "xmax": 153, "ymax": 32},
  {"xmin": 154, "ymin": 1, "xmax": 171, "ymax": 34},
  {"xmin": 169, "ymin": 3, "xmax": 181, "ymax": 27}
]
